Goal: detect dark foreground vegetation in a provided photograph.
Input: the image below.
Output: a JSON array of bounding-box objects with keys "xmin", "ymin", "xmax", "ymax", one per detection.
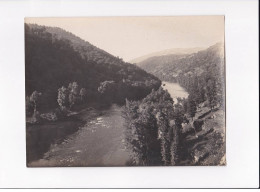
[
  {"xmin": 123, "ymin": 88, "xmax": 187, "ymax": 165},
  {"xmin": 123, "ymin": 84, "xmax": 225, "ymax": 166}
]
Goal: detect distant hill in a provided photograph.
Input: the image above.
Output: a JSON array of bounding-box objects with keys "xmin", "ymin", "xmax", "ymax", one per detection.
[
  {"xmin": 136, "ymin": 42, "xmax": 224, "ymax": 83},
  {"xmin": 25, "ymin": 24, "xmax": 161, "ymax": 111},
  {"xmin": 135, "ymin": 42, "xmax": 225, "ymax": 108},
  {"xmin": 129, "ymin": 47, "xmax": 204, "ymax": 64}
]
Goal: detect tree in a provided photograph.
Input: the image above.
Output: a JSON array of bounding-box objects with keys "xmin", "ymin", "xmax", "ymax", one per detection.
[
  {"xmin": 68, "ymin": 82, "xmax": 79, "ymax": 108},
  {"xmin": 182, "ymin": 98, "xmax": 188, "ymax": 113},
  {"xmin": 57, "ymin": 86, "xmax": 69, "ymax": 109},
  {"xmin": 139, "ymin": 105, "xmax": 162, "ymax": 165},
  {"xmin": 198, "ymin": 87, "xmax": 206, "ymax": 104},
  {"xmin": 79, "ymin": 88, "xmax": 87, "ymax": 102},
  {"xmin": 30, "ymin": 91, "xmax": 42, "ymax": 113},
  {"xmin": 26, "ymin": 96, "xmax": 34, "ymax": 115},
  {"xmin": 187, "ymin": 95, "xmax": 196, "ymax": 120},
  {"xmin": 123, "ymin": 99, "xmax": 161, "ymax": 166},
  {"xmin": 144, "ymin": 87, "xmax": 175, "ymax": 165},
  {"xmin": 98, "ymin": 80, "xmax": 116, "ymax": 94},
  {"xmin": 206, "ymin": 79, "xmax": 218, "ymax": 110},
  {"xmin": 123, "ymin": 99, "xmax": 143, "ymax": 165},
  {"xmin": 157, "ymin": 110, "xmax": 172, "ymax": 165},
  {"xmin": 98, "ymin": 80, "xmax": 116, "ymax": 103},
  {"xmin": 171, "ymin": 101, "xmax": 185, "ymax": 165}
]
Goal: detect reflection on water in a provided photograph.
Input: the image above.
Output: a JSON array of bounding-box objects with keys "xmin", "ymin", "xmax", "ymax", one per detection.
[{"xmin": 162, "ymin": 81, "xmax": 189, "ymax": 103}]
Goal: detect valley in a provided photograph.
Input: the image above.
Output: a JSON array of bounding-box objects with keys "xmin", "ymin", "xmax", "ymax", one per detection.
[{"xmin": 25, "ymin": 21, "xmax": 225, "ymax": 166}]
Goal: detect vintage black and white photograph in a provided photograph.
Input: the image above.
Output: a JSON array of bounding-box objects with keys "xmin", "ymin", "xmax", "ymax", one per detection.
[{"xmin": 25, "ymin": 16, "xmax": 225, "ymax": 167}]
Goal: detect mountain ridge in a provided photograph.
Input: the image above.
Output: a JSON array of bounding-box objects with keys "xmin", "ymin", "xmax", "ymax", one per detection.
[
  {"xmin": 129, "ymin": 47, "xmax": 205, "ymax": 64},
  {"xmin": 135, "ymin": 42, "xmax": 224, "ymax": 83}
]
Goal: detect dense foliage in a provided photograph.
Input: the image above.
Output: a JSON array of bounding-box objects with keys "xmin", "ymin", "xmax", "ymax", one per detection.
[
  {"xmin": 131, "ymin": 43, "xmax": 226, "ymax": 165},
  {"xmin": 123, "ymin": 88, "xmax": 185, "ymax": 166},
  {"xmin": 25, "ymin": 24, "xmax": 161, "ymax": 114}
]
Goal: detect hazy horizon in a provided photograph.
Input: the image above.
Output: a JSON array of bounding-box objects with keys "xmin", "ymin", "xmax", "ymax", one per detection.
[{"xmin": 25, "ymin": 16, "xmax": 224, "ymax": 61}]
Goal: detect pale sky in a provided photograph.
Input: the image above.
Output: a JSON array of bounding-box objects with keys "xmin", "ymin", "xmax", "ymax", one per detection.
[{"xmin": 25, "ymin": 16, "xmax": 224, "ymax": 61}]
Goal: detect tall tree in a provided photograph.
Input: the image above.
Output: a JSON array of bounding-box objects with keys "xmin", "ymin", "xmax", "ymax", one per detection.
[
  {"xmin": 30, "ymin": 91, "xmax": 42, "ymax": 113},
  {"xmin": 187, "ymin": 95, "xmax": 196, "ymax": 120},
  {"xmin": 139, "ymin": 105, "xmax": 162, "ymax": 165},
  {"xmin": 98, "ymin": 80, "xmax": 116, "ymax": 103},
  {"xmin": 26, "ymin": 96, "xmax": 34, "ymax": 115},
  {"xmin": 79, "ymin": 88, "xmax": 87, "ymax": 102},
  {"xmin": 57, "ymin": 86, "xmax": 69, "ymax": 109},
  {"xmin": 157, "ymin": 111, "xmax": 172, "ymax": 165},
  {"xmin": 123, "ymin": 99, "xmax": 144, "ymax": 165},
  {"xmin": 123, "ymin": 99, "xmax": 162, "ymax": 166},
  {"xmin": 68, "ymin": 82, "xmax": 79, "ymax": 108},
  {"xmin": 206, "ymin": 79, "xmax": 218, "ymax": 110},
  {"xmin": 171, "ymin": 102, "xmax": 184, "ymax": 165}
]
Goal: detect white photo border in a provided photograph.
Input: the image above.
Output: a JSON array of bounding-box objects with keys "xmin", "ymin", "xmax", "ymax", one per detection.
[{"xmin": 0, "ymin": 0, "xmax": 259, "ymax": 188}]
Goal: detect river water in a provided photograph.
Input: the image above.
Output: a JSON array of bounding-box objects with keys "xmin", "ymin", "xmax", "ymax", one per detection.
[
  {"xmin": 161, "ymin": 81, "xmax": 189, "ymax": 103},
  {"xmin": 28, "ymin": 104, "xmax": 130, "ymax": 167}
]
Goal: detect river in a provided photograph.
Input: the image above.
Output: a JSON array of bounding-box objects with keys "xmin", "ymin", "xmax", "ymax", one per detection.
[
  {"xmin": 28, "ymin": 104, "xmax": 130, "ymax": 167},
  {"xmin": 161, "ymin": 81, "xmax": 189, "ymax": 103}
]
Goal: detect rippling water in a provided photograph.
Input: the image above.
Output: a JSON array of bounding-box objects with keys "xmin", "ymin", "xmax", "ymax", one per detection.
[{"xmin": 28, "ymin": 104, "xmax": 130, "ymax": 167}]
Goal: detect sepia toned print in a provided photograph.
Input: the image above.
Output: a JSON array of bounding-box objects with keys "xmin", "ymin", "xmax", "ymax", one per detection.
[{"xmin": 25, "ymin": 16, "xmax": 225, "ymax": 167}]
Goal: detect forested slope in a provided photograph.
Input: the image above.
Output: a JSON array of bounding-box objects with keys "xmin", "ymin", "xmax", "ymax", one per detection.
[
  {"xmin": 130, "ymin": 47, "xmax": 204, "ymax": 64},
  {"xmin": 25, "ymin": 24, "xmax": 161, "ymax": 113},
  {"xmin": 137, "ymin": 43, "xmax": 225, "ymax": 108},
  {"xmin": 129, "ymin": 43, "xmax": 226, "ymax": 166}
]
